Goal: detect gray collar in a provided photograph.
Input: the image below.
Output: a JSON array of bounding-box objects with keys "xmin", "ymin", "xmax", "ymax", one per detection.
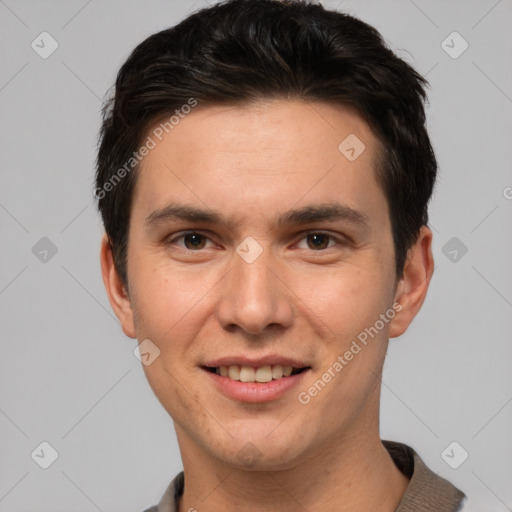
[{"xmin": 149, "ymin": 441, "xmax": 466, "ymax": 512}]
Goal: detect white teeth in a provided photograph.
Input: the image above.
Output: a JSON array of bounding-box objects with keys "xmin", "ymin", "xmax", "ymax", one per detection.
[
  {"xmin": 255, "ymin": 365, "xmax": 273, "ymax": 382},
  {"xmin": 239, "ymin": 366, "xmax": 255, "ymax": 382},
  {"xmin": 272, "ymin": 364, "xmax": 284, "ymax": 379},
  {"xmin": 228, "ymin": 365, "xmax": 240, "ymax": 380},
  {"xmin": 216, "ymin": 364, "xmax": 297, "ymax": 382}
]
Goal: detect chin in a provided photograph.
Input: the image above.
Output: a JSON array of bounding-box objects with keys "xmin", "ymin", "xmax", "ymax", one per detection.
[
  {"xmin": 223, "ymin": 446, "xmax": 304, "ymax": 472},
  {"xmin": 215, "ymin": 429, "xmax": 309, "ymax": 471}
]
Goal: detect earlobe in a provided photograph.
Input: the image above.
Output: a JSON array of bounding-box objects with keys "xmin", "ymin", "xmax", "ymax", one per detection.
[
  {"xmin": 100, "ymin": 234, "xmax": 137, "ymax": 339},
  {"xmin": 388, "ymin": 226, "xmax": 434, "ymax": 338}
]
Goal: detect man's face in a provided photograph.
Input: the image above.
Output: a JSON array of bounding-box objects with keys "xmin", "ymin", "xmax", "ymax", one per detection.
[{"xmin": 119, "ymin": 100, "xmax": 403, "ymax": 469}]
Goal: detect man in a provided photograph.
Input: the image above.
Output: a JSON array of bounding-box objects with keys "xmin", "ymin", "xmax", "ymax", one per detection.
[{"xmin": 95, "ymin": 0, "xmax": 468, "ymax": 510}]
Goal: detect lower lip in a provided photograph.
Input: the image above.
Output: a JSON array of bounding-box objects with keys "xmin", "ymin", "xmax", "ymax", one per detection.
[{"xmin": 202, "ymin": 368, "xmax": 310, "ymax": 403}]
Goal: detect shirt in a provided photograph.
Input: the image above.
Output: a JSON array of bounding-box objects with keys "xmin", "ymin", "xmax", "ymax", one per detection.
[{"xmin": 143, "ymin": 440, "xmax": 467, "ymax": 512}]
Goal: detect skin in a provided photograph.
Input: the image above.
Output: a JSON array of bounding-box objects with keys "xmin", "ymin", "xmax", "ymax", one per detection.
[{"xmin": 101, "ymin": 99, "xmax": 434, "ymax": 511}]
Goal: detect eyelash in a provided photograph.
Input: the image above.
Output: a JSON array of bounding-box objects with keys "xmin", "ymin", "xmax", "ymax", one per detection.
[{"xmin": 164, "ymin": 230, "xmax": 348, "ymax": 252}]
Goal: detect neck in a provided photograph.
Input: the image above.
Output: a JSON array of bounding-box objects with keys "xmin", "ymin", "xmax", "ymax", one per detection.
[{"xmin": 176, "ymin": 424, "xmax": 409, "ymax": 512}]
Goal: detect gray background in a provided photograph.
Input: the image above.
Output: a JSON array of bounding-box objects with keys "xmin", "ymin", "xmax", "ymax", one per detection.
[{"xmin": 1, "ymin": 0, "xmax": 511, "ymax": 510}]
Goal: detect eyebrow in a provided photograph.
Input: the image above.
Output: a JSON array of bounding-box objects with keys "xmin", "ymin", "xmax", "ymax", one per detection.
[{"xmin": 145, "ymin": 202, "xmax": 370, "ymax": 232}]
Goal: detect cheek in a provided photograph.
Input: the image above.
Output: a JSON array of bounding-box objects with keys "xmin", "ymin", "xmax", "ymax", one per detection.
[
  {"xmin": 130, "ymin": 262, "xmax": 213, "ymax": 337},
  {"xmin": 291, "ymin": 263, "xmax": 391, "ymax": 340},
  {"xmin": 132, "ymin": 267, "xmax": 209, "ymax": 413}
]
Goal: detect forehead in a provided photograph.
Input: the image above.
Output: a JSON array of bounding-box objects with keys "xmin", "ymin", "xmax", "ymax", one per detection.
[
  {"xmin": 142, "ymin": 99, "xmax": 379, "ymax": 167},
  {"xmin": 132, "ymin": 100, "xmax": 387, "ymax": 230}
]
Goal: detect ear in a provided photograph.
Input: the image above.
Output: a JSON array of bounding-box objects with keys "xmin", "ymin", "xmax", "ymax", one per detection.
[
  {"xmin": 389, "ymin": 226, "xmax": 434, "ymax": 338},
  {"xmin": 100, "ymin": 233, "xmax": 136, "ymax": 338}
]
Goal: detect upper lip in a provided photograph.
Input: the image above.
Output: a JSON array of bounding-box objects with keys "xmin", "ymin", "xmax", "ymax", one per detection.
[{"xmin": 203, "ymin": 355, "xmax": 310, "ymax": 369}]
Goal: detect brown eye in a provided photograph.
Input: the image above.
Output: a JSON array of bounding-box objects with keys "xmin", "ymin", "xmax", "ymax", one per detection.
[
  {"xmin": 183, "ymin": 233, "xmax": 207, "ymax": 250},
  {"xmin": 306, "ymin": 233, "xmax": 332, "ymax": 250},
  {"xmin": 164, "ymin": 230, "xmax": 219, "ymax": 252}
]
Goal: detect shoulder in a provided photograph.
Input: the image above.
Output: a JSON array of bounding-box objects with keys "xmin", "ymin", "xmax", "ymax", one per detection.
[
  {"xmin": 141, "ymin": 471, "xmax": 185, "ymax": 512},
  {"xmin": 383, "ymin": 440, "xmax": 466, "ymax": 512}
]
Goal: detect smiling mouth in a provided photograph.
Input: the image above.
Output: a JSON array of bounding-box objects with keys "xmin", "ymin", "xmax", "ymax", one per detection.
[{"xmin": 203, "ymin": 365, "xmax": 310, "ymax": 383}]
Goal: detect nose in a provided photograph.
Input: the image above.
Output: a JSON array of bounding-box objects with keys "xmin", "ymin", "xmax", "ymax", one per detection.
[{"xmin": 216, "ymin": 248, "xmax": 294, "ymax": 336}]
